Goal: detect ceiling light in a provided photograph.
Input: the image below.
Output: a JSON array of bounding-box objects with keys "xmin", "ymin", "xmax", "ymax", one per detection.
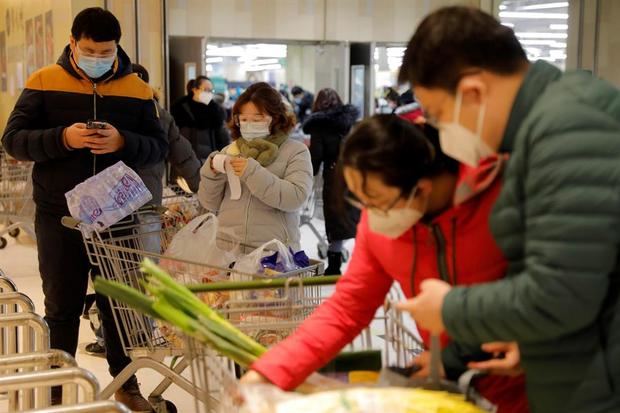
[
  {"xmin": 502, "ymin": 22, "xmax": 515, "ymax": 28},
  {"xmin": 516, "ymin": 32, "xmax": 567, "ymax": 39},
  {"xmin": 245, "ymin": 64, "xmax": 283, "ymax": 72},
  {"xmin": 206, "ymin": 57, "xmax": 223, "ymax": 63},
  {"xmin": 549, "ymin": 24, "xmax": 568, "ymax": 30},
  {"xmin": 521, "ymin": 2, "xmax": 568, "ymax": 11},
  {"xmin": 499, "ymin": 11, "xmax": 568, "ymax": 19}
]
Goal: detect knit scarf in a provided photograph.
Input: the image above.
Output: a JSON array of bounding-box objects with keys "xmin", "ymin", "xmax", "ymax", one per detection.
[{"xmin": 235, "ymin": 132, "xmax": 288, "ymax": 167}]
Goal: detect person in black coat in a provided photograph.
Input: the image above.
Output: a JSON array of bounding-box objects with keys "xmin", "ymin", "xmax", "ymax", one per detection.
[
  {"xmin": 170, "ymin": 76, "xmax": 230, "ymax": 163},
  {"xmin": 303, "ymin": 88, "xmax": 360, "ymax": 274},
  {"xmin": 292, "ymin": 85, "xmax": 315, "ymax": 124}
]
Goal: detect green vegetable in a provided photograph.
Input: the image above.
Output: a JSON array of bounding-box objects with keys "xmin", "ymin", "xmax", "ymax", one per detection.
[{"xmin": 94, "ymin": 258, "xmax": 267, "ymax": 368}]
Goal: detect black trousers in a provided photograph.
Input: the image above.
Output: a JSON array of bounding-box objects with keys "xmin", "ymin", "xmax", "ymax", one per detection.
[{"xmin": 35, "ymin": 209, "xmax": 134, "ymax": 378}]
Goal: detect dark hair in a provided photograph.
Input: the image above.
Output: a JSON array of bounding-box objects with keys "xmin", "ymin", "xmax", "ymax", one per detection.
[
  {"xmin": 291, "ymin": 86, "xmax": 303, "ymax": 96},
  {"xmin": 186, "ymin": 76, "xmax": 211, "ymax": 97},
  {"xmin": 228, "ymin": 82, "xmax": 296, "ymax": 140},
  {"xmin": 398, "ymin": 6, "xmax": 527, "ymax": 91},
  {"xmin": 71, "ymin": 8, "xmax": 121, "ymax": 43},
  {"xmin": 132, "ymin": 63, "xmax": 149, "ymax": 84},
  {"xmin": 312, "ymin": 88, "xmax": 343, "ymax": 113},
  {"xmin": 385, "ymin": 88, "xmax": 400, "ymax": 105},
  {"xmin": 342, "ymin": 115, "xmax": 458, "ymax": 197}
]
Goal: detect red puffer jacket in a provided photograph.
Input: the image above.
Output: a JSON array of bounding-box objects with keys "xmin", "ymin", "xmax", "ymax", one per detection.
[{"xmin": 251, "ymin": 157, "xmax": 529, "ymax": 413}]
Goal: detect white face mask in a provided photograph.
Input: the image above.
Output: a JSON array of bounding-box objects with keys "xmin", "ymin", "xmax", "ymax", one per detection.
[
  {"xmin": 438, "ymin": 91, "xmax": 494, "ymax": 167},
  {"xmin": 198, "ymin": 91, "xmax": 213, "ymax": 105},
  {"xmin": 367, "ymin": 191, "xmax": 424, "ymax": 239},
  {"xmin": 240, "ymin": 121, "xmax": 270, "ymax": 140}
]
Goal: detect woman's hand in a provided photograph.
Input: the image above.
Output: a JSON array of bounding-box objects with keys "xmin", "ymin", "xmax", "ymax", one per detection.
[
  {"xmin": 409, "ymin": 351, "xmax": 445, "ymax": 378},
  {"xmin": 467, "ymin": 341, "xmax": 522, "ymax": 376},
  {"xmin": 240, "ymin": 370, "xmax": 270, "ymax": 385},
  {"xmin": 230, "ymin": 157, "xmax": 249, "ymax": 177}
]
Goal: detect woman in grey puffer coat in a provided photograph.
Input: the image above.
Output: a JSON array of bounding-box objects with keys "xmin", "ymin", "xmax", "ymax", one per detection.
[{"xmin": 199, "ymin": 82, "xmax": 313, "ymax": 251}]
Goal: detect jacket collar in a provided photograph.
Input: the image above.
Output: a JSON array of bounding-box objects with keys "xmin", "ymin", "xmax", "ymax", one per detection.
[
  {"xmin": 57, "ymin": 44, "xmax": 133, "ymax": 83},
  {"xmin": 453, "ymin": 154, "xmax": 507, "ymax": 206},
  {"xmin": 500, "ymin": 60, "xmax": 562, "ymax": 153}
]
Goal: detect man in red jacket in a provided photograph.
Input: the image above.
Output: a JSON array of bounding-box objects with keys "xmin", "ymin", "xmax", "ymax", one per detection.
[{"xmin": 242, "ymin": 116, "xmax": 528, "ymax": 413}]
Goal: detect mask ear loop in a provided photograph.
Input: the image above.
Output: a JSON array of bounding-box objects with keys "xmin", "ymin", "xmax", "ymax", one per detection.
[
  {"xmin": 453, "ymin": 90, "xmax": 463, "ymax": 124},
  {"xmin": 476, "ymin": 99, "xmax": 487, "ymax": 138}
]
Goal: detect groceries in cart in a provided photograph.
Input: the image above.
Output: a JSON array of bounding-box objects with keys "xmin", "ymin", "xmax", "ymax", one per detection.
[
  {"xmin": 234, "ymin": 239, "xmax": 310, "ymax": 285},
  {"xmin": 239, "ymin": 386, "xmax": 488, "ymax": 413},
  {"xmin": 65, "ymin": 161, "xmax": 152, "ymax": 235},
  {"xmin": 162, "ymin": 213, "xmax": 239, "ymax": 307}
]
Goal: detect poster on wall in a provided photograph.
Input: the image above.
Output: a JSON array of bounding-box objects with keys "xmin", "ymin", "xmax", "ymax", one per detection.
[
  {"xmin": 35, "ymin": 15, "xmax": 44, "ymax": 69},
  {"xmin": 25, "ymin": 19, "xmax": 35, "ymax": 77},
  {"xmin": 0, "ymin": 32, "xmax": 7, "ymax": 92},
  {"xmin": 45, "ymin": 11, "xmax": 53, "ymax": 65}
]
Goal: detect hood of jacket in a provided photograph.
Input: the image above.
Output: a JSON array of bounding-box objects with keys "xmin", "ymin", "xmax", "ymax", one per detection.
[
  {"xmin": 58, "ymin": 44, "xmax": 133, "ymax": 83},
  {"xmin": 302, "ymin": 104, "xmax": 359, "ymax": 134}
]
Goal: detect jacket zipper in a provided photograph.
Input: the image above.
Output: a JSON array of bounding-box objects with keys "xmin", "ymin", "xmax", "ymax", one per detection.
[
  {"xmin": 431, "ymin": 223, "xmax": 454, "ymax": 285},
  {"xmin": 91, "ymin": 82, "xmax": 100, "ymax": 176}
]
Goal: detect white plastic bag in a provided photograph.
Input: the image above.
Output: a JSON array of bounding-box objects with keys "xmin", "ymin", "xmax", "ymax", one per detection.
[
  {"xmin": 233, "ymin": 239, "xmax": 297, "ymax": 281},
  {"xmin": 163, "ymin": 213, "xmax": 237, "ymax": 282},
  {"xmin": 65, "ymin": 161, "xmax": 152, "ymax": 235}
]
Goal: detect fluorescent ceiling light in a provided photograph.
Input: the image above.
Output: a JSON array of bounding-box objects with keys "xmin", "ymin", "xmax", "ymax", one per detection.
[
  {"xmin": 502, "ymin": 22, "xmax": 515, "ymax": 28},
  {"xmin": 518, "ymin": 39, "xmax": 560, "ymax": 46},
  {"xmin": 549, "ymin": 24, "xmax": 568, "ymax": 30},
  {"xmin": 551, "ymin": 42, "xmax": 567, "ymax": 48},
  {"xmin": 245, "ymin": 63, "xmax": 282, "ymax": 72},
  {"xmin": 499, "ymin": 11, "xmax": 568, "ymax": 19},
  {"xmin": 206, "ymin": 57, "xmax": 223, "ymax": 63},
  {"xmin": 521, "ymin": 2, "xmax": 568, "ymax": 10},
  {"xmin": 516, "ymin": 32, "xmax": 567, "ymax": 39},
  {"xmin": 250, "ymin": 58, "xmax": 280, "ymax": 65}
]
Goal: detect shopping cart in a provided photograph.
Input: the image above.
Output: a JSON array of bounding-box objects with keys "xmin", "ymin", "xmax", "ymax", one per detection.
[
  {"xmin": 300, "ymin": 174, "xmax": 350, "ymax": 261},
  {"xmin": 62, "ymin": 207, "xmax": 324, "ymax": 413},
  {"xmin": 179, "ymin": 276, "xmax": 424, "ymax": 413},
  {"xmin": 0, "ymin": 150, "xmax": 36, "ymax": 249}
]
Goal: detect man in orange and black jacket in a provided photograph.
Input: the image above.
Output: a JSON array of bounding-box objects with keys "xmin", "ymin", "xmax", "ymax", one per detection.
[{"xmin": 1, "ymin": 7, "xmax": 166, "ymax": 410}]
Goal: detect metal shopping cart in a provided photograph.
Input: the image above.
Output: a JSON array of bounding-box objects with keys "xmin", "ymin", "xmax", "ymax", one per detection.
[
  {"xmin": 62, "ymin": 207, "xmax": 325, "ymax": 413},
  {"xmin": 178, "ymin": 277, "xmax": 424, "ymax": 413},
  {"xmin": 0, "ymin": 150, "xmax": 36, "ymax": 249},
  {"xmin": 300, "ymin": 173, "xmax": 349, "ymax": 261}
]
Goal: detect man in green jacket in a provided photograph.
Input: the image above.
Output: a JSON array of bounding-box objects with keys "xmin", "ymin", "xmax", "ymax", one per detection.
[{"xmin": 397, "ymin": 6, "xmax": 620, "ymax": 413}]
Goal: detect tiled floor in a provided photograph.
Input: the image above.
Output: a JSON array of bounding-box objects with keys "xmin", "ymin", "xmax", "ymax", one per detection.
[{"xmin": 0, "ymin": 220, "xmax": 359, "ymax": 412}]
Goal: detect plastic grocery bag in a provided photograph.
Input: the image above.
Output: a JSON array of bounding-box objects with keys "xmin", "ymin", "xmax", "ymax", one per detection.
[
  {"xmin": 162, "ymin": 213, "xmax": 240, "ymax": 308},
  {"xmin": 233, "ymin": 239, "xmax": 299, "ymax": 281},
  {"xmin": 239, "ymin": 385, "xmax": 488, "ymax": 413},
  {"xmin": 65, "ymin": 161, "xmax": 152, "ymax": 235}
]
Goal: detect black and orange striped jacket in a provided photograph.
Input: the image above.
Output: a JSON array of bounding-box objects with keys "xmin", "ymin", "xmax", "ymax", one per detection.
[{"xmin": 1, "ymin": 45, "xmax": 167, "ymax": 214}]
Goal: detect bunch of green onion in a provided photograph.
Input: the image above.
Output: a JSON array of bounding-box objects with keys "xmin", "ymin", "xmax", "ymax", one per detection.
[{"xmin": 94, "ymin": 258, "xmax": 267, "ymax": 367}]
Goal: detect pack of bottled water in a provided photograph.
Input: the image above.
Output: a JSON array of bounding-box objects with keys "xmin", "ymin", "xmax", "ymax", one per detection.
[{"xmin": 65, "ymin": 161, "xmax": 152, "ymax": 235}]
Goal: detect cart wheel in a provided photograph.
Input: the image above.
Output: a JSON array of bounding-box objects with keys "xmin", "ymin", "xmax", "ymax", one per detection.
[
  {"xmin": 317, "ymin": 244, "xmax": 328, "ymax": 259},
  {"xmin": 0, "ymin": 238, "xmax": 6, "ymax": 249},
  {"xmin": 151, "ymin": 399, "xmax": 177, "ymax": 413},
  {"xmin": 8, "ymin": 228, "xmax": 20, "ymax": 238}
]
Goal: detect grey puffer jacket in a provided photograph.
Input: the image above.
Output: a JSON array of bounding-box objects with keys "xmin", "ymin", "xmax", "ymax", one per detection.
[
  {"xmin": 138, "ymin": 102, "xmax": 201, "ymax": 204},
  {"xmin": 198, "ymin": 138, "xmax": 313, "ymax": 251}
]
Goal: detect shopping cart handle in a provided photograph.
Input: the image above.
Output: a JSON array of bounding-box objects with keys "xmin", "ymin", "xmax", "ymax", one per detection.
[{"xmin": 187, "ymin": 275, "xmax": 342, "ymax": 292}]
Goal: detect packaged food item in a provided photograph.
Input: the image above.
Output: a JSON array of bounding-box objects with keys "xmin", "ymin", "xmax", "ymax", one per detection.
[
  {"xmin": 65, "ymin": 161, "xmax": 152, "ymax": 235},
  {"xmin": 240, "ymin": 386, "xmax": 488, "ymax": 413}
]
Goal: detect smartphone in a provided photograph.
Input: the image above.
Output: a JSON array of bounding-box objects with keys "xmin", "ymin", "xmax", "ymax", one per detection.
[{"xmin": 86, "ymin": 120, "xmax": 108, "ymax": 129}]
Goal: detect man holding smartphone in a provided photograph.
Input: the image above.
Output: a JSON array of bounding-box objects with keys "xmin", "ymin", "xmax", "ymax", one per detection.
[{"xmin": 2, "ymin": 7, "xmax": 166, "ymax": 410}]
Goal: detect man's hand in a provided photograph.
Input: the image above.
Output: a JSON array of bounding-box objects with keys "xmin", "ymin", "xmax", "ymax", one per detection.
[
  {"xmin": 468, "ymin": 342, "xmax": 522, "ymax": 376},
  {"xmin": 64, "ymin": 123, "xmax": 99, "ymax": 149},
  {"xmin": 84, "ymin": 123, "xmax": 125, "ymax": 154},
  {"xmin": 396, "ymin": 279, "xmax": 451, "ymax": 334},
  {"xmin": 229, "ymin": 157, "xmax": 249, "ymax": 177},
  {"xmin": 409, "ymin": 351, "xmax": 445, "ymax": 378}
]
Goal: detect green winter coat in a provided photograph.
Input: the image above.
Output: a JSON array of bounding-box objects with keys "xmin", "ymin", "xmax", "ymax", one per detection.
[{"xmin": 442, "ymin": 61, "xmax": 620, "ymax": 413}]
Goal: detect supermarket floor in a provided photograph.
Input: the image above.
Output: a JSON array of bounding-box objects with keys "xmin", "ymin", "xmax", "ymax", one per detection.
[{"xmin": 0, "ymin": 220, "xmax": 362, "ymax": 411}]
